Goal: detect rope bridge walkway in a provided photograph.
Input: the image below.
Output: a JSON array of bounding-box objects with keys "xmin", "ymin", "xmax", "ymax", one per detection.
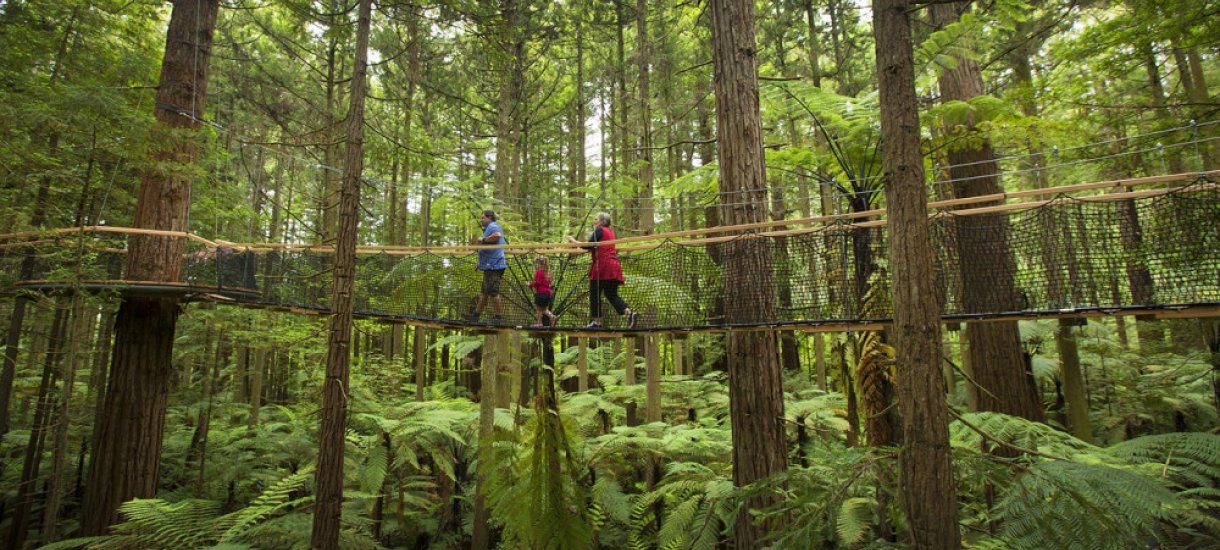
[{"xmin": 2, "ymin": 172, "xmax": 1218, "ymax": 334}]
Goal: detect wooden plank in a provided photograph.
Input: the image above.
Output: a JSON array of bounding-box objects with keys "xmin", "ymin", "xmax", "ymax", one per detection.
[{"xmin": 1155, "ymin": 306, "xmax": 1220, "ymax": 319}]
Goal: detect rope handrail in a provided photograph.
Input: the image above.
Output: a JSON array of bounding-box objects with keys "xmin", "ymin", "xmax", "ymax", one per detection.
[
  {"xmin": 0, "ymin": 171, "xmax": 1212, "ymax": 256},
  {"xmin": 4, "ymin": 181, "xmax": 1218, "ymax": 332}
]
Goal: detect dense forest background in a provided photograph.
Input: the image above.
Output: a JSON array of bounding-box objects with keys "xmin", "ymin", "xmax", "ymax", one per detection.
[{"xmin": 0, "ymin": 0, "xmax": 1218, "ymax": 548}]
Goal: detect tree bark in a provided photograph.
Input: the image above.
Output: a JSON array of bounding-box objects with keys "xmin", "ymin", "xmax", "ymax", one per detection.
[
  {"xmin": 645, "ymin": 335, "xmax": 661, "ymax": 422},
  {"xmin": 933, "ymin": 1, "xmax": 1044, "ymax": 423},
  {"xmin": 40, "ymin": 296, "xmax": 93, "ymax": 544},
  {"xmin": 804, "ymin": 0, "xmax": 822, "ymax": 86},
  {"xmin": 494, "ymin": 0, "xmax": 525, "ymax": 200},
  {"xmin": 82, "ymin": 0, "xmax": 220, "ymax": 535},
  {"xmin": 709, "ymin": 0, "xmax": 789, "ymax": 544},
  {"xmin": 471, "ymin": 333, "xmax": 498, "ymax": 550},
  {"xmin": 578, "ymin": 337, "xmax": 589, "ymax": 392},
  {"xmin": 873, "ymin": 0, "xmax": 961, "ymax": 546},
  {"xmin": 569, "ymin": 21, "xmax": 587, "ymax": 227},
  {"xmin": 1055, "ymin": 319, "xmax": 1093, "ymax": 443},
  {"xmin": 310, "ymin": 0, "xmax": 370, "ymax": 546},
  {"xmin": 0, "ymin": 131, "xmax": 59, "ymax": 438},
  {"xmin": 636, "ymin": 0, "xmax": 655, "ymax": 233},
  {"xmin": 248, "ymin": 345, "xmax": 265, "ymax": 427},
  {"xmin": 413, "ymin": 327, "xmax": 427, "ymax": 401},
  {"xmin": 10, "ymin": 301, "xmax": 67, "ymax": 549}
]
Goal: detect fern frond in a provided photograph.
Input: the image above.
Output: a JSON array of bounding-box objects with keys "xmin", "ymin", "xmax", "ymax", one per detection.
[
  {"xmin": 658, "ymin": 496, "xmax": 702, "ymax": 549},
  {"xmin": 215, "ymin": 468, "xmax": 314, "ymax": 541},
  {"xmin": 950, "ymin": 411, "xmax": 1101, "ymax": 459},
  {"xmin": 993, "ymin": 461, "xmax": 1176, "ymax": 549},
  {"xmin": 835, "ymin": 497, "xmax": 876, "ymax": 545},
  {"xmin": 1108, "ymin": 432, "xmax": 1220, "ymax": 486}
]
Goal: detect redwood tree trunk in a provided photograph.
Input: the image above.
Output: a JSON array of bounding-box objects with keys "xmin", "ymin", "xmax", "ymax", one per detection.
[
  {"xmin": 709, "ymin": 0, "xmax": 790, "ymax": 545},
  {"xmin": 310, "ymin": 0, "xmax": 371, "ymax": 547},
  {"xmin": 933, "ymin": 1, "xmax": 1044, "ymax": 423},
  {"xmin": 636, "ymin": 0, "xmax": 654, "ymax": 233},
  {"xmin": 873, "ymin": 0, "xmax": 961, "ymax": 546},
  {"xmin": 82, "ymin": 0, "xmax": 220, "ymax": 535}
]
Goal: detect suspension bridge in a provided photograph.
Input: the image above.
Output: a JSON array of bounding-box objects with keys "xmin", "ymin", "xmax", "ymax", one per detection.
[{"xmin": 3, "ymin": 170, "xmax": 1217, "ymax": 335}]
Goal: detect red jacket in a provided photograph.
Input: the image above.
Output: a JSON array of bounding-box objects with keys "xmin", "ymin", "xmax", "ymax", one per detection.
[
  {"xmin": 529, "ymin": 269, "xmax": 553, "ymax": 295},
  {"xmin": 588, "ymin": 226, "xmax": 624, "ymax": 282}
]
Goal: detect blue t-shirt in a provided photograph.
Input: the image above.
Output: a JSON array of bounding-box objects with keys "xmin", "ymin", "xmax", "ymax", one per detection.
[{"xmin": 477, "ymin": 220, "xmax": 507, "ymax": 270}]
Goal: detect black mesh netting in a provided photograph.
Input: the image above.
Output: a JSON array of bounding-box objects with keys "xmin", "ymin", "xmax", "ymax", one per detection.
[{"xmin": 2, "ymin": 185, "xmax": 1217, "ymax": 330}]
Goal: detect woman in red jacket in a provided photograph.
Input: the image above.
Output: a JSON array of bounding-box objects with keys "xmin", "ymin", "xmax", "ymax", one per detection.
[{"xmin": 568, "ymin": 212, "xmax": 638, "ymax": 329}]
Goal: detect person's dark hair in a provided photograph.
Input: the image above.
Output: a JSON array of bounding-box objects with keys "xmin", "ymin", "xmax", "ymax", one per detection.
[{"xmin": 483, "ymin": 209, "xmax": 496, "ymax": 221}]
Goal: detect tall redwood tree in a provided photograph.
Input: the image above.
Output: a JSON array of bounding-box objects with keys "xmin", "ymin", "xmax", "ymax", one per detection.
[
  {"xmin": 932, "ymin": 0, "xmax": 1045, "ymax": 422},
  {"xmin": 709, "ymin": 0, "xmax": 789, "ymax": 546},
  {"xmin": 873, "ymin": 0, "xmax": 961, "ymax": 546},
  {"xmin": 311, "ymin": 0, "xmax": 372, "ymax": 546},
  {"xmin": 82, "ymin": 0, "xmax": 221, "ymax": 535}
]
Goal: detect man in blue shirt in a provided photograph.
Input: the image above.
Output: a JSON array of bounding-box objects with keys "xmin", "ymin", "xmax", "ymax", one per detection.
[{"xmin": 466, "ymin": 209, "xmax": 506, "ymax": 321}]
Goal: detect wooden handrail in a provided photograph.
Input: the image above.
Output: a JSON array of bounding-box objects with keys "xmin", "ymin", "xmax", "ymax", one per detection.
[{"xmin": 0, "ymin": 170, "xmax": 1213, "ymax": 255}]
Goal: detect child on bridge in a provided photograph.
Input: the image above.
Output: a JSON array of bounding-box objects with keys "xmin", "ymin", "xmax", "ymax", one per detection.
[{"xmin": 529, "ymin": 255, "xmax": 557, "ymax": 326}]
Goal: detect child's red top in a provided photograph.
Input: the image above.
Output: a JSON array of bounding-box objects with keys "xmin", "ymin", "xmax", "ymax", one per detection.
[{"xmin": 529, "ymin": 269, "xmax": 553, "ymax": 295}]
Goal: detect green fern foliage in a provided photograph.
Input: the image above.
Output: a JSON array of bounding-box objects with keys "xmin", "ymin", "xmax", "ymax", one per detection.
[
  {"xmin": 213, "ymin": 467, "xmax": 314, "ymax": 542},
  {"xmin": 488, "ymin": 379, "xmax": 593, "ymax": 550},
  {"xmin": 102, "ymin": 498, "xmax": 222, "ymax": 549},
  {"xmin": 990, "ymin": 460, "xmax": 1176, "ymax": 549},
  {"xmin": 1108, "ymin": 433, "xmax": 1220, "ymax": 546},
  {"xmin": 1108, "ymin": 432, "xmax": 1220, "ymax": 487},
  {"xmin": 949, "ymin": 411, "xmax": 1101, "ymax": 459},
  {"xmin": 835, "ymin": 497, "xmax": 877, "ymax": 545}
]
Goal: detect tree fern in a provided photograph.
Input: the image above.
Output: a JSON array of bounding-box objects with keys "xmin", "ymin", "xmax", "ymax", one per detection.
[
  {"xmin": 950, "ymin": 410, "xmax": 1102, "ymax": 460},
  {"xmin": 487, "ymin": 375, "xmax": 593, "ymax": 550},
  {"xmin": 1108, "ymin": 432, "xmax": 1220, "ymax": 546},
  {"xmin": 991, "ymin": 460, "xmax": 1176, "ymax": 549},
  {"xmin": 104, "ymin": 498, "xmax": 221, "ymax": 549},
  {"xmin": 214, "ymin": 467, "xmax": 314, "ymax": 541},
  {"xmin": 657, "ymin": 497, "xmax": 702, "ymax": 549}
]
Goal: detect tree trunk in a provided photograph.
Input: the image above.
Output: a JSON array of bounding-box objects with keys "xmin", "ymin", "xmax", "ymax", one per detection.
[
  {"xmin": 310, "ymin": 0, "xmax": 370, "ymax": 546},
  {"xmin": 873, "ymin": 0, "xmax": 961, "ymax": 546},
  {"xmin": 709, "ymin": 0, "xmax": 790, "ymax": 544},
  {"xmin": 614, "ymin": 0, "xmax": 631, "ymax": 212},
  {"xmin": 1139, "ymin": 42, "xmax": 1185, "ymax": 174},
  {"xmin": 248, "ymin": 345, "xmax": 265, "ymax": 427},
  {"xmin": 578, "ymin": 337, "xmax": 589, "ymax": 392},
  {"xmin": 187, "ymin": 330, "xmax": 222, "ymax": 487},
  {"xmin": 624, "ymin": 336, "xmax": 644, "ymax": 426},
  {"xmin": 9, "ymin": 302, "xmax": 67, "ymax": 549},
  {"xmin": 471, "ymin": 333, "xmax": 498, "ymax": 550},
  {"xmin": 413, "ymin": 327, "xmax": 427, "ymax": 401},
  {"xmin": 39, "ymin": 297, "xmax": 93, "ymax": 545},
  {"xmin": 814, "ymin": 333, "xmax": 827, "ymax": 390},
  {"xmin": 645, "ymin": 335, "xmax": 661, "ymax": 422},
  {"xmin": 569, "ymin": 22, "xmax": 587, "ymax": 227},
  {"xmin": 0, "ymin": 132, "xmax": 59, "ymax": 438},
  {"xmin": 933, "ymin": 1, "xmax": 1044, "ymax": 423},
  {"xmin": 673, "ymin": 336, "xmax": 685, "ymax": 376},
  {"xmin": 1055, "ymin": 319, "xmax": 1093, "ymax": 443},
  {"xmin": 82, "ymin": 0, "xmax": 220, "ymax": 535},
  {"xmin": 804, "ymin": 0, "xmax": 822, "ymax": 86},
  {"xmin": 636, "ymin": 0, "xmax": 654, "ymax": 233},
  {"xmin": 494, "ymin": 0, "xmax": 525, "ymax": 200},
  {"xmin": 495, "ymin": 332, "xmax": 513, "ymax": 409}
]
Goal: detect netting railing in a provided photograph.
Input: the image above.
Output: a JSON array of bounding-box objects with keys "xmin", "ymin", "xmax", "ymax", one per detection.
[{"xmin": 1, "ymin": 178, "xmax": 1217, "ymax": 331}]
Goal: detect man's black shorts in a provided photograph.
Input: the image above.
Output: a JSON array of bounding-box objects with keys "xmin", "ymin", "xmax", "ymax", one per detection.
[{"xmin": 481, "ymin": 269, "xmax": 505, "ymax": 295}]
